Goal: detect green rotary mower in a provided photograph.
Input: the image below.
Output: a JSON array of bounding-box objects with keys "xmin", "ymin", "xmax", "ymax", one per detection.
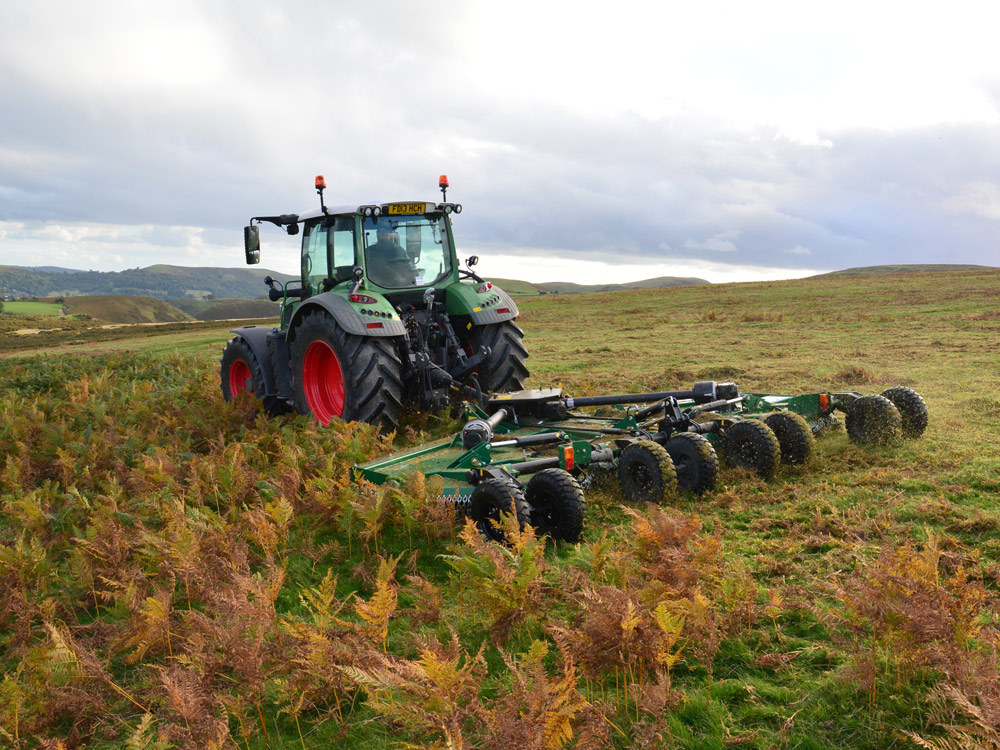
[{"xmin": 354, "ymin": 380, "xmax": 929, "ymax": 543}]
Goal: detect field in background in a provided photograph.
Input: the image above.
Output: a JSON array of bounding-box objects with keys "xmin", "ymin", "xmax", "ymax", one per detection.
[
  {"xmin": 1, "ymin": 268, "xmax": 999, "ymax": 748},
  {"xmin": 3, "ymin": 300, "xmax": 64, "ymax": 316}
]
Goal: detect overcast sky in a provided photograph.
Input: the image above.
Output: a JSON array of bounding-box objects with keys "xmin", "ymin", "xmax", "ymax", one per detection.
[{"xmin": 1, "ymin": 1, "xmax": 998, "ymax": 284}]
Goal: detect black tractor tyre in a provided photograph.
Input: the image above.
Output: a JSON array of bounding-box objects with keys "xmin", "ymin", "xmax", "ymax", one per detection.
[
  {"xmin": 617, "ymin": 440, "xmax": 677, "ymax": 504},
  {"xmin": 466, "ymin": 321, "xmax": 529, "ymax": 392},
  {"xmin": 764, "ymin": 411, "xmax": 816, "ymax": 465},
  {"xmin": 525, "ymin": 469, "xmax": 586, "ymax": 543},
  {"xmin": 722, "ymin": 419, "xmax": 782, "ymax": 480},
  {"xmin": 469, "ymin": 476, "xmax": 532, "ymax": 544},
  {"xmin": 665, "ymin": 432, "xmax": 718, "ymax": 494},
  {"xmin": 220, "ymin": 336, "xmax": 292, "ymax": 416},
  {"xmin": 881, "ymin": 386, "xmax": 929, "ymax": 438},
  {"xmin": 289, "ymin": 309, "xmax": 403, "ymax": 433},
  {"xmin": 845, "ymin": 394, "xmax": 902, "ymax": 447}
]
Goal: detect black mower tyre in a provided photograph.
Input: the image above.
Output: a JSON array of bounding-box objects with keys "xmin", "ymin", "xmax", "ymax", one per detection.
[
  {"xmin": 722, "ymin": 420, "xmax": 782, "ymax": 480},
  {"xmin": 665, "ymin": 432, "xmax": 718, "ymax": 494},
  {"xmin": 881, "ymin": 386, "xmax": 928, "ymax": 438},
  {"xmin": 465, "ymin": 321, "xmax": 529, "ymax": 392},
  {"xmin": 845, "ymin": 394, "xmax": 902, "ymax": 447},
  {"xmin": 469, "ymin": 476, "xmax": 532, "ymax": 544},
  {"xmin": 764, "ymin": 411, "xmax": 816, "ymax": 465},
  {"xmin": 525, "ymin": 469, "xmax": 586, "ymax": 542},
  {"xmin": 617, "ymin": 440, "xmax": 677, "ymax": 504},
  {"xmin": 290, "ymin": 310, "xmax": 403, "ymax": 433}
]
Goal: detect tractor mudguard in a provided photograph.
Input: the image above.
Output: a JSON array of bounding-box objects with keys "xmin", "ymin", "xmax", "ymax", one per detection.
[
  {"xmin": 229, "ymin": 326, "xmax": 283, "ymax": 398},
  {"xmin": 445, "ymin": 281, "xmax": 519, "ymax": 326},
  {"xmin": 286, "ymin": 291, "xmax": 406, "ymax": 339}
]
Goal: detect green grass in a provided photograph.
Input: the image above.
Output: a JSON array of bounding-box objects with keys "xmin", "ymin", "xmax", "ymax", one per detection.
[
  {"xmin": 3, "ymin": 300, "xmax": 64, "ymax": 316},
  {"xmin": 1, "ymin": 267, "xmax": 999, "ymax": 748}
]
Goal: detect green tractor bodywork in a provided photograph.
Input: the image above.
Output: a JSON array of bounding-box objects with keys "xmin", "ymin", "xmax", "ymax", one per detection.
[{"xmin": 221, "ymin": 177, "xmax": 528, "ymax": 431}]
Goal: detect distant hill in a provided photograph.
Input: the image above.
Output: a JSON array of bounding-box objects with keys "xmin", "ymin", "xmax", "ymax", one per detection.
[
  {"xmin": 810, "ymin": 264, "xmax": 996, "ymax": 278},
  {"xmin": 0, "ymin": 264, "xmax": 297, "ymax": 300},
  {"xmin": 488, "ymin": 275, "xmax": 709, "ymax": 296},
  {"xmin": 538, "ymin": 276, "xmax": 709, "ymax": 294},
  {"xmin": 62, "ymin": 295, "xmax": 193, "ymax": 324},
  {"xmin": 171, "ymin": 297, "xmax": 281, "ymax": 321}
]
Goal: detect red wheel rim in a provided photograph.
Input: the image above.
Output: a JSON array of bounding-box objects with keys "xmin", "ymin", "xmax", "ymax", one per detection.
[
  {"xmin": 302, "ymin": 340, "xmax": 344, "ymax": 425},
  {"xmin": 228, "ymin": 359, "xmax": 252, "ymax": 397}
]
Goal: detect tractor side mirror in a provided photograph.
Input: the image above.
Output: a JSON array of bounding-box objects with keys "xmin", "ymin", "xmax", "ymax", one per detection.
[
  {"xmin": 244, "ymin": 226, "xmax": 260, "ymax": 265},
  {"xmin": 466, "ymin": 255, "xmax": 479, "ymax": 267}
]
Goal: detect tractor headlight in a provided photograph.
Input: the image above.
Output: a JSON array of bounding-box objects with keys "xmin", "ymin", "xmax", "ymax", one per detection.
[
  {"xmin": 453, "ymin": 204, "xmax": 462, "ymax": 214},
  {"xmin": 443, "ymin": 204, "xmax": 453, "ymax": 214},
  {"xmin": 372, "ymin": 206, "xmax": 382, "ymax": 217},
  {"xmin": 363, "ymin": 206, "xmax": 374, "ymax": 217}
]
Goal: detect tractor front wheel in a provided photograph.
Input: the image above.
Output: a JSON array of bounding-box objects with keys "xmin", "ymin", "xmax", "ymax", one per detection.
[
  {"xmin": 665, "ymin": 432, "xmax": 718, "ymax": 494},
  {"xmin": 617, "ymin": 440, "xmax": 677, "ymax": 504},
  {"xmin": 764, "ymin": 411, "xmax": 815, "ymax": 465},
  {"xmin": 881, "ymin": 386, "xmax": 928, "ymax": 438},
  {"xmin": 525, "ymin": 469, "xmax": 585, "ymax": 542},
  {"xmin": 469, "ymin": 476, "xmax": 532, "ymax": 544},
  {"xmin": 290, "ymin": 310, "xmax": 403, "ymax": 432},
  {"xmin": 722, "ymin": 420, "xmax": 782, "ymax": 480},
  {"xmin": 465, "ymin": 321, "xmax": 529, "ymax": 392},
  {"xmin": 845, "ymin": 394, "xmax": 902, "ymax": 447}
]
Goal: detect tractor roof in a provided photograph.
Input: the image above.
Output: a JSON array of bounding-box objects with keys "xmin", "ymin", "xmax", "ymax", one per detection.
[{"xmin": 296, "ymin": 201, "xmax": 449, "ymax": 223}]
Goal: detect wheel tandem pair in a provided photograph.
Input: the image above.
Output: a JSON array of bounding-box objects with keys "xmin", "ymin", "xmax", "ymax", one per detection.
[
  {"xmin": 616, "ymin": 432, "xmax": 720, "ymax": 505},
  {"xmin": 844, "ymin": 387, "xmax": 928, "ymax": 446},
  {"xmin": 469, "ymin": 469, "xmax": 585, "ymax": 544}
]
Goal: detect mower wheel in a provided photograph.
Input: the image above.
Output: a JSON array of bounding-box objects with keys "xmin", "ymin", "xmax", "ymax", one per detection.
[
  {"xmin": 290, "ymin": 310, "xmax": 403, "ymax": 432},
  {"xmin": 764, "ymin": 411, "xmax": 816, "ymax": 465},
  {"xmin": 845, "ymin": 394, "xmax": 902, "ymax": 447},
  {"xmin": 469, "ymin": 476, "xmax": 532, "ymax": 544},
  {"xmin": 525, "ymin": 469, "xmax": 586, "ymax": 542},
  {"xmin": 881, "ymin": 386, "xmax": 928, "ymax": 438},
  {"xmin": 617, "ymin": 440, "xmax": 677, "ymax": 504},
  {"xmin": 466, "ymin": 321, "xmax": 529, "ymax": 392},
  {"xmin": 722, "ymin": 420, "xmax": 781, "ymax": 480},
  {"xmin": 665, "ymin": 432, "xmax": 718, "ymax": 494}
]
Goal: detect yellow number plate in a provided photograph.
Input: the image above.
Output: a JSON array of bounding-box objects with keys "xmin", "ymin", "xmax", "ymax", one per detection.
[{"xmin": 387, "ymin": 203, "xmax": 426, "ymax": 215}]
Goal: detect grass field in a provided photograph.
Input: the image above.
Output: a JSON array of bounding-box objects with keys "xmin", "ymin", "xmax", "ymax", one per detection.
[
  {"xmin": 1, "ymin": 268, "xmax": 999, "ymax": 749},
  {"xmin": 3, "ymin": 300, "xmax": 64, "ymax": 316}
]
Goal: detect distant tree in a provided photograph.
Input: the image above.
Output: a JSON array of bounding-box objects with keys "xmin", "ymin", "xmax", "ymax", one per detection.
[{"xmin": 0, "ymin": 299, "xmax": 4, "ymax": 314}]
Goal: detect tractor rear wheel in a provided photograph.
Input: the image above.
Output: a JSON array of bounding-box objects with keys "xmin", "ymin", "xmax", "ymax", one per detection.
[
  {"xmin": 466, "ymin": 321, "xmax": 529, "ymax": 392},
  {"xmin": 665, "ymin": 432, "xmax": 718, "ymax": 494},
  {"xmin": 722, "ymin": 420, "xmax": 781, "ymax": 480},
  {"xmin": 764, "ymin": 411, "xmax": 815, "ymax": 465},
  {"xmin": 469, "ymin": 476, "xmax": 532, "ymax": 543},
  {"xmin": 221, "ymin": 336, "xmax": 263, "ymax": 401},
  {"xmin": 845, "ymin": 394, "xmax": 902, "ymax": 447},
  {"xmin": 881, "ymin": 386, "xmax": 928, "ymax": 438},
  {"xmin": 618, "ymin": 440, "xmax": 677, "ymax": 504},
  {"xmin": 290, "ymin": 310, "xmax": 403, "ymax": 432},
  {"xmin": 525, "ymin": 469, "xmax": 585, "ymax": 542}
]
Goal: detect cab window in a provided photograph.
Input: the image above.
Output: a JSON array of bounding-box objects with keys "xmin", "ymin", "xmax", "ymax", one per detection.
[
  {"xmin": 301, "ymin": 217, "xmax": 357, "ymax": 293},
  {"xmin": 362, "ymin": 214, "xmax": 451, "ymax": 289}
]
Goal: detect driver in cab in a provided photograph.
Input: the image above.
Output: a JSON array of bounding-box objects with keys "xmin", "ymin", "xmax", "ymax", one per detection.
[{"xmin": 366, "ymin": 224, "xmax": 413, "ymax": 287}]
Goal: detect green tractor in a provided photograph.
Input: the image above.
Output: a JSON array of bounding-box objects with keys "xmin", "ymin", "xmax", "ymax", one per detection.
[{"xmin": 221, "ymin": 175, "xmax": 528, "ymax": 431}]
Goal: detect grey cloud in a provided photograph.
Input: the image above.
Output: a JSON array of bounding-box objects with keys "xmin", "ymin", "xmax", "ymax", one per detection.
[{"xmin": 0, "ymin": 3, "xmax": 998, "ymax": 275}]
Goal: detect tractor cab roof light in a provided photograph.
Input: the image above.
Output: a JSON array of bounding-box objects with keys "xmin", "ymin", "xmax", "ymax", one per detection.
[
  {"xmin": 439, "ymin": 174, "xmax": 449, "ymax": 201},
  {"xmin": 315, "ymin": 175, "xmax": 326, "ymax": 189}
]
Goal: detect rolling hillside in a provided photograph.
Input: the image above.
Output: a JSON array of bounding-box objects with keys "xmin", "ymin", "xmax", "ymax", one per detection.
[
  {"xmin": 62, "ymin": 295, "xmax": 193, "ymax": 324},
  {"xmin": 0, "ymin": 264, "xmax": 297, "ymax": 300},
  {"xmin": 809, "ymin": 263, "xmax": 995, "ymax": 278}
]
